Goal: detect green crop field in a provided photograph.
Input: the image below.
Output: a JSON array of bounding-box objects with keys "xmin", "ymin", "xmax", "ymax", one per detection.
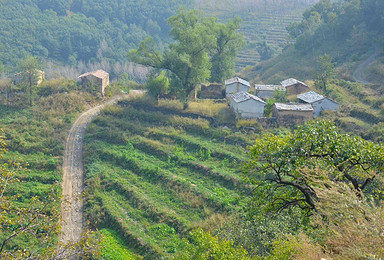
[
  {"xmin": 83, "ymin": 99, "xmax": 260, "ymax": 258},
  {"xmin": 0, "ymin": 82, "xmax": 104, "ymax": 255}
]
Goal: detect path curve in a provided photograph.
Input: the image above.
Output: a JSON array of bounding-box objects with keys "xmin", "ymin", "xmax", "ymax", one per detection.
[
  {"xmin": 352, "ymin": 46, "xmax": 379, "ymax": 84},
  {"xmin": 59, "ymin": 90, "xmax": 144, "ymax": 257}
]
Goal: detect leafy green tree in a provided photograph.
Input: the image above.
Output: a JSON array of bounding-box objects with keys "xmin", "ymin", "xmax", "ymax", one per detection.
[
  {"xmin": 315, "ymin": 54, "xmax": 335, "ymax": 93},
  {"xmin": 263, "ymin": 89, "xmax": 287, "ymax": 117},
  {"xmin": 246, "ymin": 120, "xmax": 384, "ymax": 214},
  {"xmin": 146, "ymin": 70, "xmax": 170, "ymax": 99},
  {"xmin": 130, "ymin": 9, "xmax": 215, "ymax": 104},
  {"xmin": 256, "ymin": 39, "xmax": 275, "ymax": 61},
  {"xmin": 210, "ymin": 18, "xmax": 245, "ymax": 83},
  {"xmin": 129, "ymin": 9, "xmax": 244, "ymax": 105},
  {"xmin": 19, "ymin": 55, "xmax": 41, "ymax": 106}
]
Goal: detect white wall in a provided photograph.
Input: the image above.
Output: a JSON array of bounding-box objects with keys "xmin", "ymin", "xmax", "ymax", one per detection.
[
  {"xmin": 313, "ymin": 99, "xmax": 339, "ymax": 117},
  {"xmin": 237, "ymin": 100, "xmax": 265, "ymax": 118}
]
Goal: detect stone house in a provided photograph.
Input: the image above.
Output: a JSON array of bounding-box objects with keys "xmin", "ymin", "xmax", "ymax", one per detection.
[
  {"xmin": 297, "ymin": 91, "xmax": 339, "ymax": 117},
  {"xmin": 225, "ymin": 77, "xmax": 250, "ymax": 96},
  {"xmin": 199, "ymin": 83, "xmax": 224, "ymax": 99},
  {"xmin": 281, "ymin": 78, "xmax": 310, "ymax": 96},
  {"xmin": 229, "ymin": 91, "xmax": 266, "ymax": 118},
  {"xmin": 79, "ymin": 69, "xmax": 110, "ymax": 96},
  {"xmin": 12, "ymin": 70, "xmax": 45, "ymax": 86},
  {"xmin": 273, "ymin": 103, "xmax": 313, "ymax": 125},
  {"xmin": 254, "ymin": 84, "xmax": 286, "ymax": 99}
]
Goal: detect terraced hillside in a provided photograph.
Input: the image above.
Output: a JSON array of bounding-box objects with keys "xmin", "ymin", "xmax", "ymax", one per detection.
[
  {"xmin": 83, "ymin": 100, "xmax": 258, "ymax": 258},
  {"xmin": 0, "ymin": 89, "xmax": 102, "ymax": 256},
  {"xmin": 195, "ymin": 0, "xmax": 319, "ymax": 70}
]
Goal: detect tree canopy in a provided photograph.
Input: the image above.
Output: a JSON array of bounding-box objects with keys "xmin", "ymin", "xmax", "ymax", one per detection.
[
  {"xmin": 287, "ymin": 0, "xmax": 384, "ymax": 55},
  {"xmin": 0, "ymin": 0, "xmax": 191, "ymax": 68},
  {"xmin": 129, "ymin": 9, "xmax": 244, "ymax": 102},
  {"xmin": 246, "ymin": 120, "xmax": 384, "ymax": 214}
]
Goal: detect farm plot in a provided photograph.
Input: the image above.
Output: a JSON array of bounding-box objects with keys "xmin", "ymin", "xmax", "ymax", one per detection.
[{"xmin": 83, "ymin": 102, "xmax": 253, "ymax": 258}]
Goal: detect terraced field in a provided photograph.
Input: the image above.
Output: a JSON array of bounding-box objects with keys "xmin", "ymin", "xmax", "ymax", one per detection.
[
  {"xmin": 83, "ymin": 101, "xmax": 257, "ymax": 258},
  {"xmin": 195, "ymin": 0, "xmax": 317, "ymax": 70}
]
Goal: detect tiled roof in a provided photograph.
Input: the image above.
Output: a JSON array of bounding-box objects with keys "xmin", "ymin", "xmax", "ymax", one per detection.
[
  {"xmin": 274, "ymin": 103, "xmax": 313, "ymax": 111},
  {"xmin": 255, "ymin": 84, "xmax": 286, "ymax": 91},
  {"xmin": 79, "ymin": 69, "xmax": 109, "ymax": 79},
  {"xmin": 280, "ymin": 78, "xmax": 308, "ymax": 88},
  {"xmin": 225, "ymin": 77, "xmax": 250, "ymax": 87},
  {"xmin": 229, "ymin": 91, "xmax": 265, "ymax": 104},
  {"xmin": 297, "ymin": 91, "xmax": 325, "ymax": 103}
]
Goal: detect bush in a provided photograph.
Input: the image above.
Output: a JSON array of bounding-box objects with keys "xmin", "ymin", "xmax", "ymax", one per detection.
[
  {"xmin": 37, "ymin": 78, "xmax": 77, "ymax": 96},
  {"xmin": 146, "ymin": 71, "xmax": 169, "ymax": 98}
]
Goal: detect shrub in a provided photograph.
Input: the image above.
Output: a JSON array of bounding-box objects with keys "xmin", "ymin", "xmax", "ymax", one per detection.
[{"xmin": 146, "ymin": 71, "xmax": 169, "ymax": 98}]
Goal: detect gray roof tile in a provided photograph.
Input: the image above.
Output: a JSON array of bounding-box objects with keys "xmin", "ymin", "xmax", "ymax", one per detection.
[
  {"xmin": 225, "ymin": 77, "xmax": 250, "ymax": 87},
  {"xmin": 229, "ymin": 91, "xmax": 266, "ymax": 104},
  {"xmin": 274, "ymin": 103, "xmax": 313, "ymax": 111}
]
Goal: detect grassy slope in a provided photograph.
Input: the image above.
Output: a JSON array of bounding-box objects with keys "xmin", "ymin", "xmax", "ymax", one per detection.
[
  {"xmin": 83, "ymin": 99, "xmax": 260, "ymax": 258},
  {"xmin": 0, "ymin": 87, "xmax": 102, "ymax": 253}
]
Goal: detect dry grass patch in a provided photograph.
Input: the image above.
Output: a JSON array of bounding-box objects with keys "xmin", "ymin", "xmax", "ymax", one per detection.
[
  {"xmin": 187, "ymin": 100, "xmax": 227, "ymax": 117},
  {"xmin": 158, "ymin": 99, "xmax": 184, "ymax": 110}
]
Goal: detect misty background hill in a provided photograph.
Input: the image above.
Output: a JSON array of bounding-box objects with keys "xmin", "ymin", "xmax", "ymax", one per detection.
[{"xmin": 0, "ymin": 0, "xmax": 319, "ymax": 78}]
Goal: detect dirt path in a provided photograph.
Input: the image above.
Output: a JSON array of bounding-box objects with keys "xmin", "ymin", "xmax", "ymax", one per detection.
[
  {"xmin": 352, "ymin": 46, "xmax": 379, "ymax": 84},
  {"xmin": 59, "ymin": 90, "xmax": 144, "ymax": 258}
]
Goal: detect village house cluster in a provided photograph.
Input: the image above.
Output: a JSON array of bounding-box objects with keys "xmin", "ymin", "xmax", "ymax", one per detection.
[{"xmin": 220, "ymin": 76, "xmax": 339, "ymax": 125}]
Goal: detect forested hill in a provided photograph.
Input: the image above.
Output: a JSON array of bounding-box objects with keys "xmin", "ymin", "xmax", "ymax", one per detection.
[
  {"xmin": 0, "ymin": 0, "xmax": 191, "ymax": 69},
  {"xmin": 0, "ymin": 0, "xmax": 321, "ymax": 72},
  {"xmin": 242, "ymin": 0, "xmax": 384, "ymax": 83}
]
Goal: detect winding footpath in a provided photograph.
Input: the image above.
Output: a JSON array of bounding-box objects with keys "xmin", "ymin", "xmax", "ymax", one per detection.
[
  {"xmin": 352, "ymin": 46, "xmax": 379, "ymax": 85},
  {"xmin": 59, "ymin": 90, "xmax": 144, "ymax": 258}
]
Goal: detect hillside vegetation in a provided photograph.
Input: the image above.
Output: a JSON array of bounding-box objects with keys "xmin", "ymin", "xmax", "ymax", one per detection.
[
  {"xmin": 83, "ymin": 98, "xmax": 257, "ymax": 258},
  {"xmin": 0, "ymin": 0, "xmax": 319, "ymax": 74},
  {"xmin": 240, "ymin": 0, "xmax": 384, "ymax": 139},
  {"xmin": 0, "ymin": 0, "xmax": 190, "ymax": 70},
  {"xmin": 0, "ymin": 78, "xmax": 105, "ymax": 256},
  {"xmin": 242, "ymin": 0, "xmax": 384, "ymax": 82},
  {"xmin": 195, "ymin": 0, "xmax": 319, "ymax": 69}
]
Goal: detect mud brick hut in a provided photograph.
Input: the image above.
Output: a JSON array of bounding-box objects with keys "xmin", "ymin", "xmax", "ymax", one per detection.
[
  {"xmin": 273, "ymin": 103, "xmax": 313, "ymax": 125},
  {"xmin": 79, "ymin": 69, "xmax": 110, "ymax": 96},
  {"xmin": 281, "ymin": 78, "xmax": 310, "ymax": 96},
  {"xmin": 199, "ymin": 83, "xmax": 224, "ymax": 99}
]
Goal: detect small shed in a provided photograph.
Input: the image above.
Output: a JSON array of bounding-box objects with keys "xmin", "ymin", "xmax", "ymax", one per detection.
[
  {"xmin": 229, "ymin": 91, "xmax": 266, "ymax": 118},
  {"xmin": 225, "ymin": 77, "xmax": 250, "ymax": 96},
  {"xmin": 199, "ymin": 83, "xmax": 224, "ymax": 99},
  {"xmin": 273, "ymin": 103, "xmax": 313, "ymax": 125},
  {"xmin": 254, "ymin": 84, "xmax": 286, "ymax": 99},
  {"xmin": 79, "ymin": 69, "xmax": 110, "ymax": 96},
  {"xmin": 297, "ymin": 91, "xmax": 339, "ymax": 117},
  {"xmin": 12, "ymin": 70, "xmax": 45, "ymax": 86},
  {"xmin": 281, "ymin": 78, "xmax": 310, "ymax": 96}
]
